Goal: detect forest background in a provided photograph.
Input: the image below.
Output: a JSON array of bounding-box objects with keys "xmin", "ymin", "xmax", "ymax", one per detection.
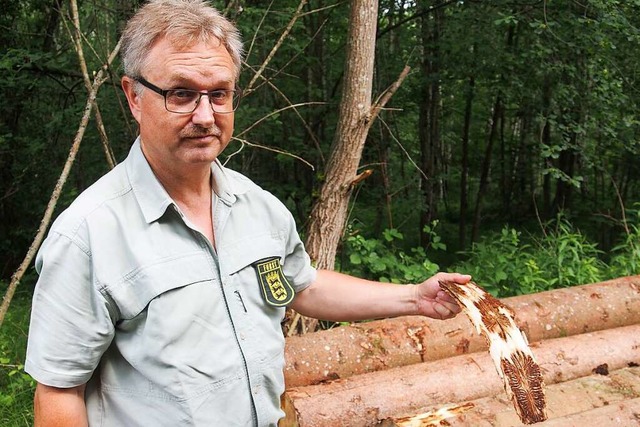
[{"xmin": 1, "ymin": 0, "xmax": 640, "ymax": 424}]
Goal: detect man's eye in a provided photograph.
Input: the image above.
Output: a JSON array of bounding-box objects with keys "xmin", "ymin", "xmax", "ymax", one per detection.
[
  {"xmin": 209, "ymin": 90, "xmax": 229, "ymax": 102},
  {"xmin": 170, "ymin": 90, "xmax": 197, "ymax": 100},
  {"xmin": 165, "ymin": 90, "xmax": 199, "ymax": 103}
]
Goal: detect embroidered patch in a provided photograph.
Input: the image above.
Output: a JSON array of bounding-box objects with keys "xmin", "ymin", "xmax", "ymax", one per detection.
[{"xmin": 253, "ymin": 257, "xmax": 295, "ymax": 307}]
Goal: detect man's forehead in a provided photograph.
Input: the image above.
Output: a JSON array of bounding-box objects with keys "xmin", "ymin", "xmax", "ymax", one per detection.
[
  {"xmin": 144, "ymin": 36, "xmax": 235, "ymax": 78},
  {"xmin": 156, "ymin": 33, "xmax": 226, "ymax": 53}
]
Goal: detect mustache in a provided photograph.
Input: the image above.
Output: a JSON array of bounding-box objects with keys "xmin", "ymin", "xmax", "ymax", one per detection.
[{"xmin": 180, "ymin": 125, "xmax": 222, "ymax": 139}]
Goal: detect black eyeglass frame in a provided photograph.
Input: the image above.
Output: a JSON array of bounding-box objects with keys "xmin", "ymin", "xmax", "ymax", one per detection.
[{"xmin": 133, "ymin": 76, "xmax": 242, "ymax": 114}]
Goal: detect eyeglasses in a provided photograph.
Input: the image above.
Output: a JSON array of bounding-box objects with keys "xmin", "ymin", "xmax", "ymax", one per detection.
[{"xmin": 134, "ymin": 77, "xmax": 241, "ymax": 114}]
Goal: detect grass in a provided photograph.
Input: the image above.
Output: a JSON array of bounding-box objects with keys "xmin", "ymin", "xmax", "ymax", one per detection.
[{"xmin": 0, "ymin": 286, "xmax": 35, "ymax": 427}]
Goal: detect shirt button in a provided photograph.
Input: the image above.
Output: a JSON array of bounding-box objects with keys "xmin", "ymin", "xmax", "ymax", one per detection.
[
  {"xmin": 239, "ymin": 332, "xmax": 246, "ymax": 340},
  {"xmin": 253, "ymin": 386, "xmax": 260, "ymax": 395}
]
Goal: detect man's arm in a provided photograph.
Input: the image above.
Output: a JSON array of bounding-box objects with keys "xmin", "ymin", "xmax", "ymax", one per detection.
[
  {"xmin": 290, "ymin": 270, "xmax": 470, "ymax": 322},
  {"xmin": 34, "ymin": 382, "xmax": 88, "ymax": 427}
]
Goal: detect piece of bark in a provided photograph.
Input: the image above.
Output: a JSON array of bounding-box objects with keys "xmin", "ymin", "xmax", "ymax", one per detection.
[
  {"xmin": 280, "ymin": 324, "xmax": 640, "ymax": 427},
  {"xmin": 439, "ymin": 280, "xmax": 547, "ymax": 424},
  {"xmin": 379, "ymin": 403, "xmax": 475, "ymax": 427},
  {"xmin": 284, "ymin": 276, "xmax": 640, "ymax": 388}
]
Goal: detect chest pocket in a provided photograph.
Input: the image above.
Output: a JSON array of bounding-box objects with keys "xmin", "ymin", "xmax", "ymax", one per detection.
[
  {"xmin": 105, "ymin": 250, "xmax": 214, "ymax": 320},
  {"xmin": 218, "ymin": 234, "xmax": 290, "ymax": 369},
  {"xmin": 219, "ymin": 234, "xmax": 290, "ymax": 315}
]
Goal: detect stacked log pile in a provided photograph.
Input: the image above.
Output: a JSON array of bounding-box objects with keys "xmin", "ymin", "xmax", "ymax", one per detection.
[{"xmin": 281, "ymin": 276, "xmax": 640, "ymax": 426}]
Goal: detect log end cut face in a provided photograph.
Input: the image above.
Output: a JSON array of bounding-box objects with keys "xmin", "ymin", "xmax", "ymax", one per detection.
[{"xmin": 439, "ymin": 280, "xmax": 548, "ymax": 424}]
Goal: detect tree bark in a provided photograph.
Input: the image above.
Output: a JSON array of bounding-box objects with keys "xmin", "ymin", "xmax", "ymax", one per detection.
[
  {"xmin": 305, "ymin": 0, "xmax": 379, "ymax": 273},
  {"xmin": 380, "ymin": 369, "xmax": 640, "ymax": 427},
  {"xmin": 69, "ymin": 0, "xmax": 116, "ymax": 169},
  {"xmin": 281, "ymin": 324, "xmax": 640, "ymax": 426},
  {"xmin": 292, "ymin": 1, "xmax": 410, "ymax": 336},
  {"xmin": 459, "ymin": 76, "xmax": 474, "ymax": 249},
  {"xmin": 471, "ymin": 95, "xmax": 502, "ymax": 243},
  {"xmin": 504, "ymin": 110, "xmax": 529, "ymax": 217},
  {"xmin": 418, "ymin": 4, "xmax": 443, "ymax": 247},
  {"xmin": 283, "ymin": 275, "xmax": 640, "ymax": 387},
  {"xmin": 43, "ymin": 0, "xmax": 64, "ymax": 52},
  {"xmin": 541, "ymin": 76, "xmax": 553, "ymax": 219}
]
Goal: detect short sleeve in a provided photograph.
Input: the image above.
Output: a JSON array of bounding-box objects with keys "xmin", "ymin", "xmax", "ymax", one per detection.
[
  {"xmin": 25, "ymin": 230, "xmax": 116, "ymax": 387},
  {"xmin": 282, "ymin": 210, "xmax": 317, "ymax": 294}
]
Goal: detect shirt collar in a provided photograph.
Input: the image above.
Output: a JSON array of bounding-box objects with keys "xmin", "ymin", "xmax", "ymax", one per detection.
[
  {"xmin": 125, "ymin": 137, "xmax": 175, "ymax": 224},
  {"xmin": 125, "ymin": 137, "xmax": 251, "ymax": 223},
  {"xmin": 210, "ymin": 158, "xmax": 251, "ymax": 206}
]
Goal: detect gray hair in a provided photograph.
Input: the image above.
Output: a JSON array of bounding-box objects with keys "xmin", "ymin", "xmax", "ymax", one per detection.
[{"xmin": 121, "ymin": 0, "xmax": 244, "ymax": 80}]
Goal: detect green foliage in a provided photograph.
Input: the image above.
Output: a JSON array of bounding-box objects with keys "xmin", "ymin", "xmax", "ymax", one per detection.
[
  {"xmin": 2, "ymin": 0, "xmax": 640, "ymax": 423},
  {"xmin": 0, "ymin": 288, "xmax": 34, "ymax": 426},
  {"xmin": 453, "ymin": 215, "xmax": 606, "ymax": 297},
  {"xmin": 340, "ymin": 211, "xmax": 640, "ymax": 300},
  {"xmin": 609, "ymin": 205, "xmax": 640, "ymax": 277},
  {"xmin": 342, "ymin": 222, "xmax": 443, "ymax": 284}
]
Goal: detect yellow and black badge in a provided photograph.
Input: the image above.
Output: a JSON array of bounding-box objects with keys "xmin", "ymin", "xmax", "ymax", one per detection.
[{"xmin": 253, "ymin": 257, "xmax": 295, "ymax": 307}]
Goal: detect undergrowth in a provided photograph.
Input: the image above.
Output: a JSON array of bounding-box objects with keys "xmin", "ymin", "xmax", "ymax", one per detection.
[
  {"xmin": 342, "ymin": 212, "xmax": 640, "ymax": 297},
  {"xmin": 0, "ymin": 288, "xmax": 34, "ymax": 427}
]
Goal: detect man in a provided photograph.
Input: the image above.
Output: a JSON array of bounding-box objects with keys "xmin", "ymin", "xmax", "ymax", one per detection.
[{"xmin": 25, "ymin": 1, "xmax": 470, "ymax": 426}]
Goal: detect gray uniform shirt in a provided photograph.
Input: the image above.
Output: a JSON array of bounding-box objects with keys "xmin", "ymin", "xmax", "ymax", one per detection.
[{"xmin": 25, "ymin": 138, "xmax": 316, "ymax": 426}]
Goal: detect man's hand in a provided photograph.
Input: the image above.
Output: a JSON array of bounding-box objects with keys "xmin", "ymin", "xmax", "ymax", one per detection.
[{"xmin": 414, "ymin": 272, "xmax": 471, "ymax": 320}]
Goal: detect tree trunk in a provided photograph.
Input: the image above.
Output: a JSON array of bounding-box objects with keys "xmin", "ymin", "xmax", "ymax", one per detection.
[
  {"xmin": 552, "ymin": 149, "xmax": 577, "ymax": 213},
  {"xmin": 504, "ymin": 110, "xmax": 529, "ymax": 217},
  {"xmin": 43, "ymin": 0, "xmax": 64, "ymax": 51},
  {"xmin": 418, "ymin": 5, "xmax": 443, "ymax": 247},
  {"xmin": 303, "ymin": 0, "xmax": 328, "ymax": 168},
  {"xmin": 374, "ymin": 130, "xmax": 394, "ymax": 231},
  {"xmin": 541, "ymin": 77, "xmax": 553, "ymax": 219},
  {"xmin": 288, "ymin": 0, "xmax": 379, "ymax": 335},
  {"xmin": 459, "ymin": 76, "xmax": 474, "ymax": 249},
  {"xmin": 286, "ymin": 1, "xmax": 410, "ymax": 336},
  {"xmin": 471, "ymin": 95, "xmax": 502, "ymax": 243},
  {"xmin": 552, "ymin": 111, "xmax": 580, "ymax": 215},
  {"xmin": 305, "ymin": 0, "xmax": 378, "ymax": 271}
]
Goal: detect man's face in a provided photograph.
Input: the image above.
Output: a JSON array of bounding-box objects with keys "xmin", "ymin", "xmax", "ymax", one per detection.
[{"xmin": 122, "ymin": 36, "xmax": 237, "ymax": 173}]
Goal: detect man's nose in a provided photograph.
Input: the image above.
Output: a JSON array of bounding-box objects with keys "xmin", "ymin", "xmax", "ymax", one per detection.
[{"xmin": 191, "ymin": 94, "xmax": 216, "ymax": 125}]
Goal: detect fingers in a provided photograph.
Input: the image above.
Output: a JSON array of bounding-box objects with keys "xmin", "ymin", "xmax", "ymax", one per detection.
[
  {"xmin": 416, "ymin": 271, "xmax": 470, "ymax": 320},
  {"xmin": 432, "ymin": 300, "xmax": 460, "ymax": 319},
  {"xmin": 436, "ymin": 289, "xmax": 458, "ymax": 304},
  {"xmin": 433, "ymin": 274, "xmax": 466, "ymax": 318},
  {"xmin": 436, "ymin": 291, "xmax": 462, "ymax": 313},
  {"xmin": 433, "ymin": 271, "xmax": 472, "ymax": 285}
]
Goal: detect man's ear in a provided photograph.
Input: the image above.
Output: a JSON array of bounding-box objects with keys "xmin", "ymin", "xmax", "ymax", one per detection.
[{"xmin": 121, "ymin": 76, "xmax": 142, "ymax": 123}]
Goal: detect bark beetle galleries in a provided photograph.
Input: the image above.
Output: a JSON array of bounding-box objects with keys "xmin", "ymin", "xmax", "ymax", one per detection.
[
  {"xmin": 501, "ymin": 351, "xmax": 547, "ymax": 423},
  {"xmin": 439, "ymin": 280, "xmax": 548, "ymax": 424}
]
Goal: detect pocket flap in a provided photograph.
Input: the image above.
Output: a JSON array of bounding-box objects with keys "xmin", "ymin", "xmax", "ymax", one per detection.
[
  {"xmin": 219, "ymin": 234, "xmax": 285, "ymax": 276},
  {"xmin": 106, "ymin": 251, "xmax": 213, "ymax": 319}
]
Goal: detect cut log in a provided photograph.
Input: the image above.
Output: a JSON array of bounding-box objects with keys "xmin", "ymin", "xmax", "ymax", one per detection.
[
  {"xmin": 284, "ymin": 276, "xmax": 640, "ymax": 387},
  {"xmin": 280, "ymin": 324, "xmax": 640, "ymax": 427},
  {"xmin": 533, "ymin": 396, "xmax": 640, "ymax": 427},
  {"xmin": 380, "ymin": 366, "xmax": 640, "ymax": 426}
]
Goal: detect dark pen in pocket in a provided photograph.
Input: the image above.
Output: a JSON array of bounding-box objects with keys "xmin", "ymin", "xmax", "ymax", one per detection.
[{"xmin": 234, "ymin": 290, "xmax": 248, "ymax": 313}]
